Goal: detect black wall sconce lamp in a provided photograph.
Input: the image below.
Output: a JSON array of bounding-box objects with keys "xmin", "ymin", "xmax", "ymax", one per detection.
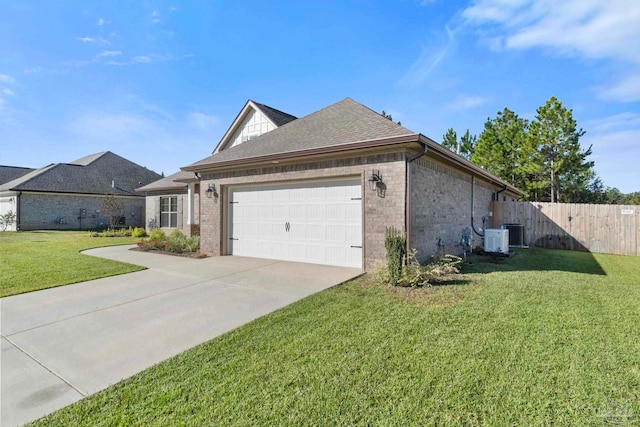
[
  {"xmin": 206, "ymin": 183, "xmax": 219, "ymax": 200},
  {"xmin": 368, "ymin": 169, "xmax": 386, "ymax": 198}
]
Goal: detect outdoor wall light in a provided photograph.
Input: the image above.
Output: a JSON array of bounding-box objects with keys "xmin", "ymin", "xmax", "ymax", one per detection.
[
  {"xmin": 368, "ymin": 169, "xmax": 382, "ymax": 192},
  {"xmin": 206, "ymin": 183, "xmax": 218, "ymax": 199}
]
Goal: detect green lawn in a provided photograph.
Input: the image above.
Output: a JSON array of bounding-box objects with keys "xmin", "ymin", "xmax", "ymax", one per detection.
[
  {"xmin": 0, "ymin": 231, "xmax": 144, "ymax": 297},
  {"xmin": 31, "ymin": 249, "xmax": 640, "ymax": 426}
]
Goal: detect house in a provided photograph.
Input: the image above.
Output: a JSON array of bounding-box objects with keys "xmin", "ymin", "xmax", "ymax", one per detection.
[
  {"xmin": 136, "ymin": 100, "xmax": 297, "ymax": 235},
  {"xmin": 0, "ymin": 151, "xmax": 162, "ymax": 231},
  {"xmin": 177, "ymin": 97, "xmax": 522, "ymax": 270}
]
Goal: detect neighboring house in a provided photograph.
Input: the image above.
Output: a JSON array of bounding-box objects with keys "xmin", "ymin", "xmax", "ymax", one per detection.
[
  {"xmin": 0, "ymin": 151, "xmax": 162, "ymax": 231},
  {"xmin": 0, "ymin": 166, "xmax": 35, "ymax": 228},
  {"xmin": 136, "ymin": 100, "xmax": 297, "ymax": 236},
  {"xmin": 180, "ymin": 97, "xmax": 523, "ymax": 270}
]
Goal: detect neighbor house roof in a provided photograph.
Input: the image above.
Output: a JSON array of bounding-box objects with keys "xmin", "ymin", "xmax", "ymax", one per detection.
[
  {"xmin": 186, "ymin": 98, "xmax": 416, "ymax": 171},
  {"xmin": 0, "ymin": 166, "xmax": 35, "ymax": 185},
  {"xmin": 136, "ymin": 170, "xmax": 198, "ymax": 193},
  {"xmin": 0, "ymin": 151, "xmax": 162, "ymax": 196}
]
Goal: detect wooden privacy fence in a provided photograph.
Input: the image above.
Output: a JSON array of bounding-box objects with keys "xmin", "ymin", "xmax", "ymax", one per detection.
[{"xmin": 491, "ymin": 201, "xmax": 640, "ymax": 256}]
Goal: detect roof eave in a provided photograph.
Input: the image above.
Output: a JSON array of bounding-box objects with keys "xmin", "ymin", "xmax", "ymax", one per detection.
[
  {"xmin": 418, "ymin": 134, "xmax": 525, "ymax": 197},
  {"xmin": 182, "ymin": 133, "xmax": 421, "ymax": 172}
]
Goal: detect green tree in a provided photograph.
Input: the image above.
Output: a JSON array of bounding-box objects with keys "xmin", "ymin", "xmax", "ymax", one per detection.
[
  {"xmin": 528, "ymin": 97, "xmax": 591, "ymax": 203},
  {"xmin": 459, "ymin": 129, "xmax": 477, "ymax": 159},
  {"xmin": 442, "ymin": 128, "xmax": 458, "ymax": 152},
  {"xmin": 470, "ymin": 108, "xmax": 533, "ymax": 195},
  {"xmin": 442, "ymin": 128, "xmax": 475, "ymax": 159},
  {"xmin": 102, "ymin": 194, "xmax": 124, "ymax": 228}
]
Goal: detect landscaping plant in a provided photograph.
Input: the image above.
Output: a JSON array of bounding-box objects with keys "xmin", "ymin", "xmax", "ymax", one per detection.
[{"xmin": 384, "ymin": 226, "xmax": 406, "ymax": 285}]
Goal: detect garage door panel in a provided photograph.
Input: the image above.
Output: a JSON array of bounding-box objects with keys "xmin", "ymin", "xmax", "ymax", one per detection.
[{"xmin": 229, "ymin": 180, "xmax": 362, "ymax": 268}]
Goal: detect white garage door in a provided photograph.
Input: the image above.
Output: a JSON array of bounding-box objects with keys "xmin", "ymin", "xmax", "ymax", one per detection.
[{"xmin": 228, "ymin": 179, "xmax": 362, "ymax": 268}]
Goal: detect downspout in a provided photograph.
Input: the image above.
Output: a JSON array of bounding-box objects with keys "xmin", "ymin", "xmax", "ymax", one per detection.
[
  {"xmin": 471, "ymin": 177, "xmax": 484, "ymax": 237},
  {"xmin": 405, "ymin": 142, "xmax": 428, "ymax": 259},
  {"xmin": 495, "ymin": 183, "xmax": 507, "ymax": 201},
  {"xmin": 16, "ymin": 191, "xmax": 22, "ymax": 231}
]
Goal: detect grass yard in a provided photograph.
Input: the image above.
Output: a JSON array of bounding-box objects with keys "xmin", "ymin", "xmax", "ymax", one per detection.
[
  {"xmin": 0, "ymin": 231, "xmax": 144, "ymax": 297},
  {"xmin": 31, "ymin": 248, "xmax": 640, "ymax": 426}
]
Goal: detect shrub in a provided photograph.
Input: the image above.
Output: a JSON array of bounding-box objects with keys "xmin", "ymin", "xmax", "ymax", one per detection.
[
  {"xmin": 384, "ymin": 227, "xmax": 406, "ymax": 285},
  {"xmin": 149, "ymin": 229, "xmax": 166, "ymax": 241},
  {"xmin": 374, "ymin": 248, "xmax": 462, "ymax": 288},
  {"xmin": 137, "ymin": 229, "xmax": 200, "ymax": 254},
  {"xmin": 89, "ymin": 227, "xmax": 134, "ymax": 238},
  {"xmin": 184, "ymin": 235, "xmax": 200, "ymax": 253},
  {"xmin": 132, "ymin": 227, "xmax": 147, "ymax": 238}
]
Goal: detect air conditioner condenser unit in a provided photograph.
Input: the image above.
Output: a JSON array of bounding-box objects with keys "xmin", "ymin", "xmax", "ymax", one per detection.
[{"xmin": 484, "ymin": 229, "xmax": 509, "ymax": 254}]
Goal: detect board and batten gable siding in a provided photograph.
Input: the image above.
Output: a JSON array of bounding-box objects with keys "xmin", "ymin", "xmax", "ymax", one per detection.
[
  {"xmin": 228, "ymin": 109, "xmax": 277, "ymax": 149},
  {"xmin": 17, "ymin": 193, "xmax": 145, "ymax": 231},
  {"xmin": 199, "ymin": 152, "xmax": 407, "ymax": 271},
  {"xmin": 409, "ymin": 157, "xmax": 512, "ymax": 262}
]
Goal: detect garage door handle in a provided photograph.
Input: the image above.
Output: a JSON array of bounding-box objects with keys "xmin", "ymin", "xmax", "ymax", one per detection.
[
  {"xmin": 351, "ymin": 245, "xmax": 362, "ymax": 248},
  {"xmin": 230, "ymin": 238, "xmax": 238, "ymax": 240},
  {"xmin": 285, "ymin": 222, "xmax": 290, "ymax": 232}
]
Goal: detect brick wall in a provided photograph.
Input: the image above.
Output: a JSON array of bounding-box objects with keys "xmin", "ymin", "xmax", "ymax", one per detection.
[
  {"xmin": 200, "ymin": 152, "xmax": 407, "ymax": 270},
  {"xmin": 19, "ymin": 193, "xmax": 145, "ymax": 231},
  {"xmin": 409, "ymin": 157, "xmax": 496, "ymax": 262}
]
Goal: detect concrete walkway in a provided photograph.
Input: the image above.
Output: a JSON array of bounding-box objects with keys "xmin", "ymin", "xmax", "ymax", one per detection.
[{"xmin": 1, "ymin": 246, "xmax": 362, "ymax": 426}]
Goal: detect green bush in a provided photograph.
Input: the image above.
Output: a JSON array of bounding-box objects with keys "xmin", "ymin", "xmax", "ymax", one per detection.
[
  {"xmin": 132, "ymin": 227, "xmax": 147, "ymax": 238},
  {"xmin": 374, "ymin": 249, "xmax": 462, "ymax": 287},
  {"xmin": 137, "ymin": 229, "xmax": 200, "ymax": 254},
  {"xmin": 89, "ymin": 227, "xmax": 134, "ymax": 238},
  {"xmin": 384, "ymin": 226, "xmax": 406, "ymax": 285},
  {"xmin": 149, "ymin": 228, "xmax": 166, "ymax": 241}
]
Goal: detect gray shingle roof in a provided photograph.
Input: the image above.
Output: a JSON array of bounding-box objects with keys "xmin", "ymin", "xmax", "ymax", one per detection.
[
  {"xmin": 136, "ymin": 170, "xmax": 196, "ymax": 192},
  {"xmin": 186, "ymin": 98, "xmax": 416, "ymax": 170},
  {"xmin": 253, "ymin": 101, "xmax": 297, "ymax": 127},
  {"xmin": 0, "ymin": 151, "xmax": 162, "ymax": 195},
  {"xmin": 0, "ymin": 166, "xmax": 35, "ymax": 185}
]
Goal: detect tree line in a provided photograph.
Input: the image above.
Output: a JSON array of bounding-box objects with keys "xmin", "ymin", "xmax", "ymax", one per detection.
[{"xmin": 442, "ymin": 96, "xmax": 638, "ymax": 204}]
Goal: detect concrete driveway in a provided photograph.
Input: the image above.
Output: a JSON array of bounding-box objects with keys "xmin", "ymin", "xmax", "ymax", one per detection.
[{"xmin": 1, "ymin": 246, "xmax": 362, "ymax": 426}]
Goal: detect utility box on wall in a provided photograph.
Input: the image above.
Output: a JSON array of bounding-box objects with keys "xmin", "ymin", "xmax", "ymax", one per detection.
[{"xmin": 484, "ymin": 229, "xmax": 509, "ymax": 254}]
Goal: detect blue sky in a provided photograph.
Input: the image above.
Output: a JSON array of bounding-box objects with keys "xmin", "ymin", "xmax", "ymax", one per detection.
[{"xmin": 1, "ymin": 0, "xmax": 639, "ymax": 193}]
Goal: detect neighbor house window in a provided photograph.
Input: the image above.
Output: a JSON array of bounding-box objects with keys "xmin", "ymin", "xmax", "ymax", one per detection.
[{"xmin": 160, "ymin": 196, "xmax": 178, "ymax": 228}]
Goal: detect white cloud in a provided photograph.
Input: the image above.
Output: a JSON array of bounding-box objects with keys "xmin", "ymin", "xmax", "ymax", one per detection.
[
  {"xmin": 131, "ymin": 56, "xmax": 152, "ymax": 64},
  {"xmin": 0, "ymin": 74, "xmax": 16, "ymax": 85},
  {"xmin": 97, "ymin": 18, "xmax": 108, "ymax": 26},
  {"xmin": 187, "ymin": 112, "xmax": 218, "ymax": 130},
  {"xmin": 0, "ymin": 76, "xmax": 19, "ymax": 125},
  {"xmin": 582, "ymin": 112, "xmax": 640, "ymax": 192},
  {"xmin": 464, "ymin": 0, "xmax": 640, "ymax": 62},
  {"xmin": 96, "ymin": 50, "xmax": 122, "ymax": 58},
  {"xmin": 399, "ymin": 26, "xmax": 456, "ymax": 88},
  {"xmin": 462, "ymin": 0, "xmax": 640, "ymax": 102},
  {"xmin": 77, "ymin": 36, "xmax": 109, "ymax": 45},
  {"xmin": 446, "ymin": 95, "xmax": 489, "ymax": 111},
  {"xmin": 598, "ymin": 74, "xmax": 640, "ymax": 103}
]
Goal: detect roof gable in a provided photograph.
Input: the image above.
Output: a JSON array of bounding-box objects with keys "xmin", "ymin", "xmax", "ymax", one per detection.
[
  {"xmin": 213, "ymin": 100, "xmax": 297, "ymax": 154},
  {"xmin": 185, "ymin": 97, "xmax": 416, "ymax": 171},
  {"xmin": 136, "ymin": 170, "xmax": 197, "ymax": 193},
  {"xmin": 0, "ymin": 151, "xmax": 162, "ymax": 195},
  {"xmin": 0, "ymin": 166, "xmax": 36, "ymax": 185}
]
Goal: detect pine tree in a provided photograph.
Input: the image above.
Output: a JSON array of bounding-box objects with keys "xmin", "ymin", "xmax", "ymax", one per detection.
[{"xmin": 528, "ymin": 97, "xmax": 590, "ymax": 202}]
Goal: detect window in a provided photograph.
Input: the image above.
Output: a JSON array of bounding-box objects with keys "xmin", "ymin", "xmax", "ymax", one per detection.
[{"xmin": 160, "ymin": 196, "xmax": 178, "ymax": 228}]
